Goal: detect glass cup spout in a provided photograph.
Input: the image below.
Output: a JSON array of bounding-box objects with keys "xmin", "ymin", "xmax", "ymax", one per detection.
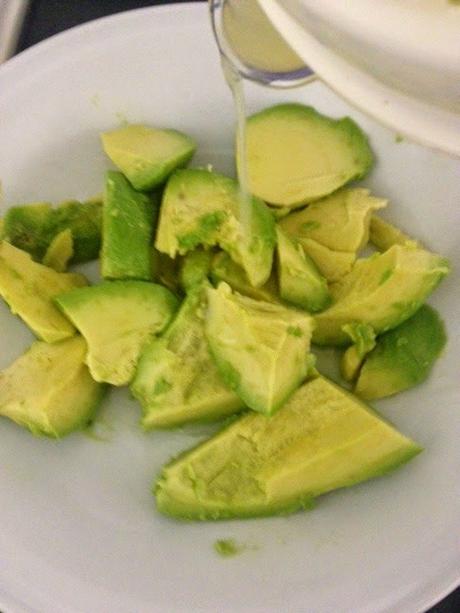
[{"xmin": 209, "ymin": 0, "xmax": 315, "ymax": 88}]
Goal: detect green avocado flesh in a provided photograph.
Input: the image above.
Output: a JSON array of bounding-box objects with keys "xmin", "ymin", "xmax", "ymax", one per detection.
[
  {"xmin": 211, "ymin": 251, "xmax": 280, "ymax": 303},
  {"xmin": 276, "ymin": 226, "xmax": 331, "ymax": 313},
  {"xmin": 370, "ymin": 215, "xmax": 419, "ymax": 251},
  {"xmin": 131, "ymin": 283, "xmax": 242, "ymax": 429},
  {"xmin": 279, "ymin": 188, "xmax": 386, "ymax": 281},
  {"xmin": 242, "ymin": 104, "xmax": 374, "ymax": 208},
  {"xmin": 205, "ymin": 283, "xmax": 314, "ymax": 415},
  {"xmin": 340, "ymin": 323, "xmax": 377, "ymax": 382},
  {"xmin": 0, "ymin": 241, "xmax": 87, "ymax": 342},
  {"xmin": 55, "ymin": 281, "xmax": 178, "ymax": 386},
  {"xmin": 155, "ymin": 168, "xmax": 276, "ymax": 287},
  {"xmin": 313, "ymin": 244, "xmax": 450, "ymax": 346},
  {"xmin": 42, "ymin": 228, "xmax": 73, "ymax": 272},
  {"xmin": 155, "ymin": 376, "xmax": 422, "ymax": 520},
  {"xmin": 101, "ymin": 171, "xmax": 155, "ymax": 281},
  {"xmin": 0, "ymin": 336, "xmax": 105, "ymax": 437},
  {"xmin": 101, "ymin": 124, "xmax": 196, "ymax": 191},
  {"xmin": 3, "ymin": 199, "xmax": 102, "ymax": 263},
  {"xmin": 179, "ymin": 249, "xmax": 213, "ymax": 292},
  {"xmin": 355, "ymin": 305, "xmax": 447, "ymax": 400}
]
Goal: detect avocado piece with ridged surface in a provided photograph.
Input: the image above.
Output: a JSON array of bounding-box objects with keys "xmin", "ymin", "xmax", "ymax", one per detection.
[{"xmin": 155, "ymin": 376, "xmax": 421, "ymax": 520}]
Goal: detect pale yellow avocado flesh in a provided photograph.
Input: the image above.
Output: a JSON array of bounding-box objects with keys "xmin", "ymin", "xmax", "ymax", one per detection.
[
  {"xmin": 0, "ymin": 241, "xmax": 87, "ymax": 342},
  {"xmin": 205, "ymin": 283, "xmax": 315, "ymax": 415},
  {"xmin": 101, "ymin": 124, "xmax": 196, "ymax": 191},
  {"xmin": 370, "ymin": 215, "xmax": 420, "ymax": 251},
  {"xmin": 0, "ymin": 336, "xmax": 105, "ymax": 437},
  {"xmin": 242, "ymin": 105, "xmax": 373, "ymax": 208},
  {"xmin": 131, "ymin": 283, "xmax": 242, "ymax": 429},
  {"xmin": 313, "ymin": 244, "xmax": 450, "ymax": 346},
  {"xmin": 279, "ymin": 188, "xmax": 386, "ymax": 281},
  {"xmin": 55, "ymin": 281, "xmax": 178, "ymax": 386},
  {"xmin": 42, "ymin": 228, "xmax": 74, "ymax": 272},
  {"xmin": 155, "ymin": 376, "xmax": 422, "ymax": 520}
]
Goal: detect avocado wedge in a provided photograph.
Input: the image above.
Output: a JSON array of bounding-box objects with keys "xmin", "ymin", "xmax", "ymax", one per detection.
[
  {"xmin": 355, "ymin": 305, "xmax": 447, "ymax": 400},
  {"xmin": 205, "ymin": 283, "xmax": 314, "ymax": 415},
  {"xmin": 241, "ymin": 104, "xmax": 373, "ymax": 208},
  {"xmin": 0, "ymin": 240, "xmax": 87, "ymax": 342},
  {"xmin": 155, "ymin": 168, "xmax": 276, "ymax": 287},
  {"xmin": 276, "ymin": 226, "xmax": 331, "ymax": 313},
  {"xmin": 101, "ymin": 124, "xmax": 196, "ymax": 191},
  {"xmin": 0, "ymin": 336, "xmax": 105, "ymax": 438},
  {"xmin": 131, "ymin": 283, "xmax": 242, "ymax": 429},
  {"xmin": 155, "ymin": 376, "xmax": 421, "ymax": 520},
  {"xmin": 55, "ymin": 281, "xmax": 178, "ymax": 386},
  {"xmin": 313, "ymin": 244, "xmax": 449, "ymax": 346}
]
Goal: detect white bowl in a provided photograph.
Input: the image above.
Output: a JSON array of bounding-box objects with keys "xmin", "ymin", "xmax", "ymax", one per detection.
[{"xmin": 0, "ymin": 4, "xmax": 459, "ymax": 612}]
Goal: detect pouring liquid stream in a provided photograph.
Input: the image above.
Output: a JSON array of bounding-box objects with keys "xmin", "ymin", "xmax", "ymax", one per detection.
[{"xmin": 221, "ymin": 55, "xmax": 253, "ymax": 247}]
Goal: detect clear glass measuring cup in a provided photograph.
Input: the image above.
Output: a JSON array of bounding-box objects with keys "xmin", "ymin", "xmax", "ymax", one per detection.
[{"xmin": 209, "ymin": 0, "xmax": 315, "ymax": 88}]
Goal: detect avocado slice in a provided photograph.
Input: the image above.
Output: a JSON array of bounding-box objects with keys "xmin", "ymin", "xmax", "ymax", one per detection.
[
  {"xmin": 155, "ymin": 168, "xmax": 276, "ymax": 287},
  {"xmin": 101, "ymin": 171, "xmax": 155, "ymax": 281},
  {"xmin": 155, "ymin": 376, "xmax": 421, "ymax": 520},
  {"xmin": 241, "ymin": 104, "xmax": 373, "ymax": 208},
  {"xmin": 279, "ymin": 188, "xmax": 386, "ymax": 281},
  {"xmin": 370, "ymin": 215, "xmax": 420, "ymax": 251},
  {"xmin": 0, "ymin": 336, "xmax": 106, "ymax": 438},
  {"xmin": 291, "ymin": 238, "xmax": 356, "ymax": 282},
  {"xmin": 280, "ymin": 188, "xmax": 386, "ymax": 252},
  {"xmin": 101, "ymin": 124, "xmax": 196, "ymax": 191},
  {"xmin": 211, "ymin": 251, "xmax": 280, "ymax": 303},
  {"xmin": 355, "ymin": 305, "xmax": 447, "ymax": 400},
  {"xmin": 313, "ymin": 244, "xmax": 450, "ymax": 346},
  {"xmin": 205, "ymin": 283, "xmax": 314, "ymax": 415},
  {"xmin": 42, "ymin": 228, "xmax": 74, "ymax": 272},
  {"xmin": 55, "ymin": 281, "xmax": 178, "ymax": 386},
  {"xmin": 131, "ymin": 283, "xmax": 242, "ymax": 429},
  {"xmin": 3, "ymin": 199, "xmax": 102, "ymax": 263},
  {"xmin": 179, "ymin": 248, "xmax": 213, "ymax": 292},
  {"xmin": 276, "ymin": 226, "xmax": 331, "ymax": 313},
  {"xmin": 0, "ymin": 241, "xmax": 87, "ymax": 342},
  {"xmin": 340, "ymin": 323, "xmax": 376, "ymax": 382}
]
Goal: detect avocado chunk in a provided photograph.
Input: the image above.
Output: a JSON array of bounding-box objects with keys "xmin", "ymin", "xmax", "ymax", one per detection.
[
  {"xmin": 42, "ymin": 228, "xmax": 73, "ymax": 272},
  {"xmin": 355, "ymin": 305, "xmax": 446, "ymax": 400},
  {"xmin": 313, "ymin": 244, "xmax": 450, "ymax": 346},
  {"xmin": 179, "ymin": 248, "xmax": 213, "ymax": 292},
  {"xmin": 101, "ymin": 171, "xmax": 155, "ymax": 281},
  {"xmin": 291, "ymin": 239, "xmax": 356, "ymax": 283},
  {"xmin": 131, "ymin": 283, "xmax": 242, "ymax": 429},
  {"xmin": 211, "ymin": 251, "xmax": 280, "ymax": 303},
  {"xmin": 205, "ymin": 283, "xmax": 314, "ymax": 415},
  {"xmin": 276, "ymin": 226, "xmax": 331, "ymax": 313},
  {"xmin": 3, "ymin": 199, "xmax": 102, "ymax": 264},
  {"xmin": 280, "ymin": 188, "xmax": 386, "ymax": 252},
  {"xmin": 155, "ymin": 376, "xmax": 422, "ymax": 520},
  {"xmin": 0, "ymin": 241, "xmax": 87, "ymax": 342},
  {"xmin": 340, "ymin": 323, "xmax": 376, "ymax": 382},
  {"xmin": 370, "ymin": 215, "xmax": 419, "ymax": 251},
  {"xmin": 55, "ymin": 281, "xmax": 178, "ymax": 386},
  {"xmin": 279, "ymin": 188, "xmax": 386, "ymax": 281},
  {"xmin": 0, "ymin": 336, "xmax": 106, "ymax": 437},
  {"xmin": 155, "ymin": 168, "xmax": 276, "ymax": 287},
  {"xmin": 101, "ymin": 124, "xmax": 196, "ymax": 191},
  {"xmin": 241, "ymin": 104, "xmax": 373, "ymax": 208}
]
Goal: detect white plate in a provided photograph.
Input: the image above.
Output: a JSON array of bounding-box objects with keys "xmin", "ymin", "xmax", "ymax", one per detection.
[{"xmin": 0, "ymin": 4, "xmax": 459, "ymax": 613}]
